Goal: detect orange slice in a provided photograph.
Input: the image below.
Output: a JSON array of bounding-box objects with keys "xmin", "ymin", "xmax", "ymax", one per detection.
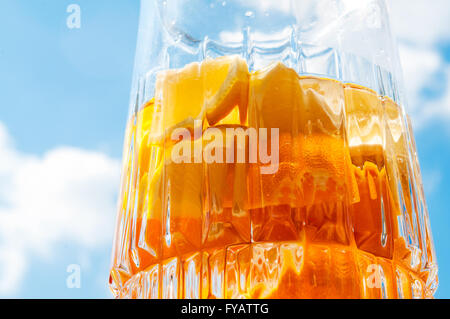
[
  {"xmin": 140, "ymin": 161, "xmax": 164, "ymax": 267},
  {"xmin": 156, "ymin": 55, "xmax": 249, "ymax": 138},
  {"xmin": 248, "ymin": 62, "xmax": 301, "ymax": 132},
  {"xmin": 157, "ymin": 62, "xmax": 203, "ymax": 136},
  {"xmin": 147, "ymin": 161, "xmax": 164, "ymax": 221},
  {"xmin": 344, "ymin": 84, "xmax": 384, "ymax": 149},
  {"xmin": 203, "ymin": 56, "xmax": 249, "ymax": 126},
  {"xmin": 249, "ymin": 61, "xmax": 344, "ymax": 134},
  {"xmin": 162, "ymin": 138, "xmax": 204, "ymax": 256},
  {"xmin": 356, "ymin": 162, "xmax": 396, "ymax": 257},
  {"xmin": 247, "ymin": 62, "xmax": 358, "ymax": 209}
]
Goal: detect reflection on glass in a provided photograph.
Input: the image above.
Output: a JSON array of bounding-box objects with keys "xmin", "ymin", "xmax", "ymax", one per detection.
[{"xmin": 109, "ymin": 0, "xmax": 438, "ymax": 299}]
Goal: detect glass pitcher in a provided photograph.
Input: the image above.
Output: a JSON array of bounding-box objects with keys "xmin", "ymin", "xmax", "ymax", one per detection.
[{"xmin": 109, "ymin": 0, "xmax": 438, "ymax": 299}]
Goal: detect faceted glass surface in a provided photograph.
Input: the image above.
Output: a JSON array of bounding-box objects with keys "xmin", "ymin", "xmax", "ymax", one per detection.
[{"xmin": 109, "ymin": 0, "xmax": 438, "ymax": 299}]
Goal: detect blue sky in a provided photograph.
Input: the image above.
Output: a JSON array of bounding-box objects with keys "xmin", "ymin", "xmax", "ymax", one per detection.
[
  {"xmin": 0, "ymin": 0, "xmax": 139, "ymax": 298},
  {"xmin": 0, "ymin": 0, "xmax": 449, "ymax": 298}
]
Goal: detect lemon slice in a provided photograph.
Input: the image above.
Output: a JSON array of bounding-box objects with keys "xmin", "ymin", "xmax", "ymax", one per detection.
[
  {"xmin": 155, "ymin": 55, "xmax": 249, "ymax": 140},
  {"xmin": 157, "ymin": 62, "xmax": 203, "ymax": 134},
  {"xmin": 203, "ymin": 55, "xmax": 249, "ymax": 126},
  {"xmin": 249, "ymin": 61, "xmax": 344, "ymax": 134},
  {"xmin": 248, "ymin": 62, "xmax": 301, "ymax": 132},
  {"xmin": 247, "ymin": 62, "xmax": 359, "ymax": 208}
]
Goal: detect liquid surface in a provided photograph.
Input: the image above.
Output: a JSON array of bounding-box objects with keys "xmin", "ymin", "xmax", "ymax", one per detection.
[{"xmin": 110, "ymin": 56, "xmax": 437, "ymax": 299}]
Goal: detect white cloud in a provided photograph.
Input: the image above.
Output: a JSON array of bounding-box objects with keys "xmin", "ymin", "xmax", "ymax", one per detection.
[
  {"xmin": 418, "ymin": 65, "xmax": 450, "ymax": 126},
  {"xmin": 0, "ymin": 248, "xmax": 26, "ymax": 295},
  {"xmin": 389, "ymin": 0, "xmax": 450, "ymax": 46},
  {"xmin": 398, "ymin": 44, "xmax": 442, "ymax": 112},
  {"xmin": 388, "ymin": 0, "xmax": 450, "ymax": 129},
  {"xmin": 0, "ymin": 122, "xmax": 121, "ymax": 295}
]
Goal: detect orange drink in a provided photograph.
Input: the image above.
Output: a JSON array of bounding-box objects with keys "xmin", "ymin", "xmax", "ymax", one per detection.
[{"xmin": 110, "ymin": 56, "xmax": 437, "ymax": 299}]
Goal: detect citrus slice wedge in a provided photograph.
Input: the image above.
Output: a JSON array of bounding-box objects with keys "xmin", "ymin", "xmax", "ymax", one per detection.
[
  {"xmin": 162, "ymin": 138, "xmax": 204, "ymax": 256},
  {"xmin": 247, "ymin": 62, "xmax": 359, "ymax": 209},
  {"xmin": 203, "ymin": 55, "xmax": 249, "ymax": 126},
  {"xmin": 157, "ymin": 62, "xmax": 203, "ymax": 135},
  {"xmin": 155, "ymin": 55, "xmax": 249, "ymax": 141}
]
